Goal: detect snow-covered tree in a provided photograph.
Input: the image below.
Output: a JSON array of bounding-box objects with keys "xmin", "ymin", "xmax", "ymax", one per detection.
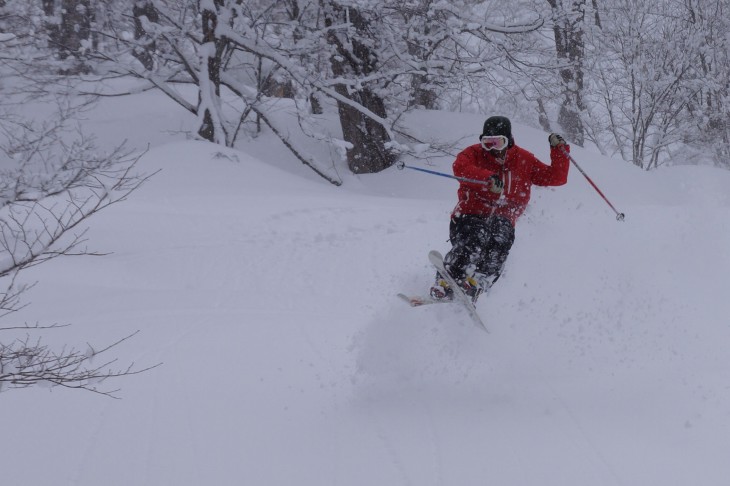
[
  {"xmin": 8, "ymin": 0, "xmax": 727, "ymax": 172},
  {"xmin": 321, "ymin": 1, "xmax": 396, "ymax": 173},
  {"xmin": 583, "ymin": 0, "xmax": 707, "ymax": 169},
  {"xmin": 28, "ymin": 0, "xmax": 544, "ymax": 177},
  {"xmin": 683, "ymin": 0, "xmax": 730, "ymax": 168},
  {"xmin": 546, "ymin": 0, "xmax": 591, "ymax": 146}
]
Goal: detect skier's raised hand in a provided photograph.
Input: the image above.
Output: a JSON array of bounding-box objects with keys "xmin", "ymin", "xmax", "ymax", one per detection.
[{"xmin": 548, "ymin": 133, "xmax": 566, "ymax": 147}]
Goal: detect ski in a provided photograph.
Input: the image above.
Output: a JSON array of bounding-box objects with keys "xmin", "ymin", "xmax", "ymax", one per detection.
[
  {"xmin": 396, "ymin": 293, "xmax": 450, "ymax": 307},
  {"xmin": 427, "ymin": 250, "xmax": 489, "ymax": 333}
]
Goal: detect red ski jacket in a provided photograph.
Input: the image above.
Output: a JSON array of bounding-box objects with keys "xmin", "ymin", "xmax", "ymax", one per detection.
[{"xmin": 452, "ymin": 143, "xmax": 570, "ymax": 225}]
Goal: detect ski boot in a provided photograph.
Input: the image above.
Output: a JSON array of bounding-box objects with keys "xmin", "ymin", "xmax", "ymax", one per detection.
[
  {"xmin": 459, "ymin": 275, "xmax": 483, "ymax": 303},
  {"xmin": 429, "ymin": 274, "xmax": 454, "ymax": 301}
]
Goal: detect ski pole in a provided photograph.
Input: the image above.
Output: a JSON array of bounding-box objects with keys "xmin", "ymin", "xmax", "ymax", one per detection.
[
  {"xmin": 395, "ymin": 161, "xmax": 490, "ymax": 186},
  {"xmin": 561, "ymin": 148, "xmax": 625, "ymax": 221}
]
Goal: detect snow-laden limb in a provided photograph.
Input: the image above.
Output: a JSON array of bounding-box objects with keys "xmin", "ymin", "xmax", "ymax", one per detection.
[
  {"xmin": 217, "ymin": 23, "xmax": 397, "ymax": 141},
  {"xmin": 247, "ymin": 105, "xmax": 343, "ymax": 186}
]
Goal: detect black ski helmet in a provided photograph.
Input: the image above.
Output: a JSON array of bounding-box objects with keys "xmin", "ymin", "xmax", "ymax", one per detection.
[{"xmin": 480, "ymin": 116, "xmax": 514, "ymax": 148}]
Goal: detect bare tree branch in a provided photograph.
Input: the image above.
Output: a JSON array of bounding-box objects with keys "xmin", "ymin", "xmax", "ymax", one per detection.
[
  {"xmin": 0, "ymin": 330, "xmax": 161, "ymax": 398},
  {"xmin": 0, "ymin": 76, "xmax": 159, "ymax": 396}
]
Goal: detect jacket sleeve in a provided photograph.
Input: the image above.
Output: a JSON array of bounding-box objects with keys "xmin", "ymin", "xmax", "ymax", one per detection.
[
  {"xmin": 452, "ymin": 146, "xmax": 498, "ymax": 189},
  {"xmin": 531, "ymin": 145, "xmax": 570, "ymax": 186}
]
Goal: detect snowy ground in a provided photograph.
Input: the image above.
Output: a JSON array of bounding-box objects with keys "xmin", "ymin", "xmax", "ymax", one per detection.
[{"xmin": 2, "ymin": 87, "xmax": 730, "ymax": 486}]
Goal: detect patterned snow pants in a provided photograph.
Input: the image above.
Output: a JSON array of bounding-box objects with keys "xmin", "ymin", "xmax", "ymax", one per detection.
[{"xmin": 442, "ymin": 214, "xmax": 515, "ymax": 289}]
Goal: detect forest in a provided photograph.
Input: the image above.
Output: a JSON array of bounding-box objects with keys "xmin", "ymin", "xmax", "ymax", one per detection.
[{"xmin": 1, "ymin": 0, "xmax": 727, "ymax": 183}]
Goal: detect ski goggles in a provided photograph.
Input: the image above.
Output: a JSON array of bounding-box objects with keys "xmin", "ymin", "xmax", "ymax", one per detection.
[{"xmin": 480, "ymin": 135, "xmax": 509, "ymax": 151}]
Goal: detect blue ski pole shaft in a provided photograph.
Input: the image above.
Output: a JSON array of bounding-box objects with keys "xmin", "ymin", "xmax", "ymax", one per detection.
[{"xmin": 395, "ymin": 161, "xmax": 489, "ymax": 186}]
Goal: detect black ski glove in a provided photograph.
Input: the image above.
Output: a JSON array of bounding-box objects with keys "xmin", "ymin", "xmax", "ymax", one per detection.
[
  {"xmin": 488, "ymin": 174, "xmax": 503, "ymax": 194},
  {"xmin": 548, "ymin": 133, "xmax": 566, "ymax": 147}
]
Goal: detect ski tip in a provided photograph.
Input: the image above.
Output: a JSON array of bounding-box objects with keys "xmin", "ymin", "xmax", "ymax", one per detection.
[
  {"xmin": 397, "ymin": 293, "xmax": 430, "ymax": 307},
  {"xmin": 428, "ymin": 250, "xmax": 444, "ymax": 267},
  {"xmin": 396, "ymin": 293, "xmax": 411, "ymax": 303}
]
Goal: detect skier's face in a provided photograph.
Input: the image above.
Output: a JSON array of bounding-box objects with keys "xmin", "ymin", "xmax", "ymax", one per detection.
[
  {"xmin": 481, "ymin": 135, "xmax": 509, "ymax": 163},
  {"xmin": 490, "ymin": 147, "xmax": 508, "ymax": 163}
]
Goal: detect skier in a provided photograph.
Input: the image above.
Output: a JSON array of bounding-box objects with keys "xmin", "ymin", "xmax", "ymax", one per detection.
[{"xmin": 430, "ymin": 115, "xmax": 570, "ymax": 302}]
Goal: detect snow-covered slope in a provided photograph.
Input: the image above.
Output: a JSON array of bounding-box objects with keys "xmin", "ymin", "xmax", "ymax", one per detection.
[{"xmin": 2, "ymin": 95, "xmax": 730, "ymax": 486}]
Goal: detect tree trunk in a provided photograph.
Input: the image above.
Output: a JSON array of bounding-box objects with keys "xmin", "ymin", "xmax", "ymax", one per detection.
[
  {"xmin": 41, "ymin": 0, "xmax": 59, "ymax": 50},
  {"xmin": 287, "ymin": 0, "xmax": 323, "ymax": 114},
  {"xmin": 406, "ymin": 2, "xmax": 438, "ymax": 110},
  {"xmin": 333, "ymin": 83, "xmax": 395, "ymax": 173},
  {"xmin": 198, "ymin": 0, "xmax": 226, "ymax": 143},
  {"xmin": 324, "ymin": 3, "xmax": 396, "ymax": 174},
  {"xmin": 548, "ymin": 0, "xmax": 586, "ymax": 146},
  {"xmin": 41, "ymin": 0, "xmax": 93, "ymax": 74},
  {"xmin": 410, "ymin": 73, "xmax": 438, "ymax": 109},
  {"xmin": 57, "ymin": 0, "xmax": 92, "ymax": 74},
  {"xmin": 132, "ymin": 1, "xmax": 159, "ymax": 71}
]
